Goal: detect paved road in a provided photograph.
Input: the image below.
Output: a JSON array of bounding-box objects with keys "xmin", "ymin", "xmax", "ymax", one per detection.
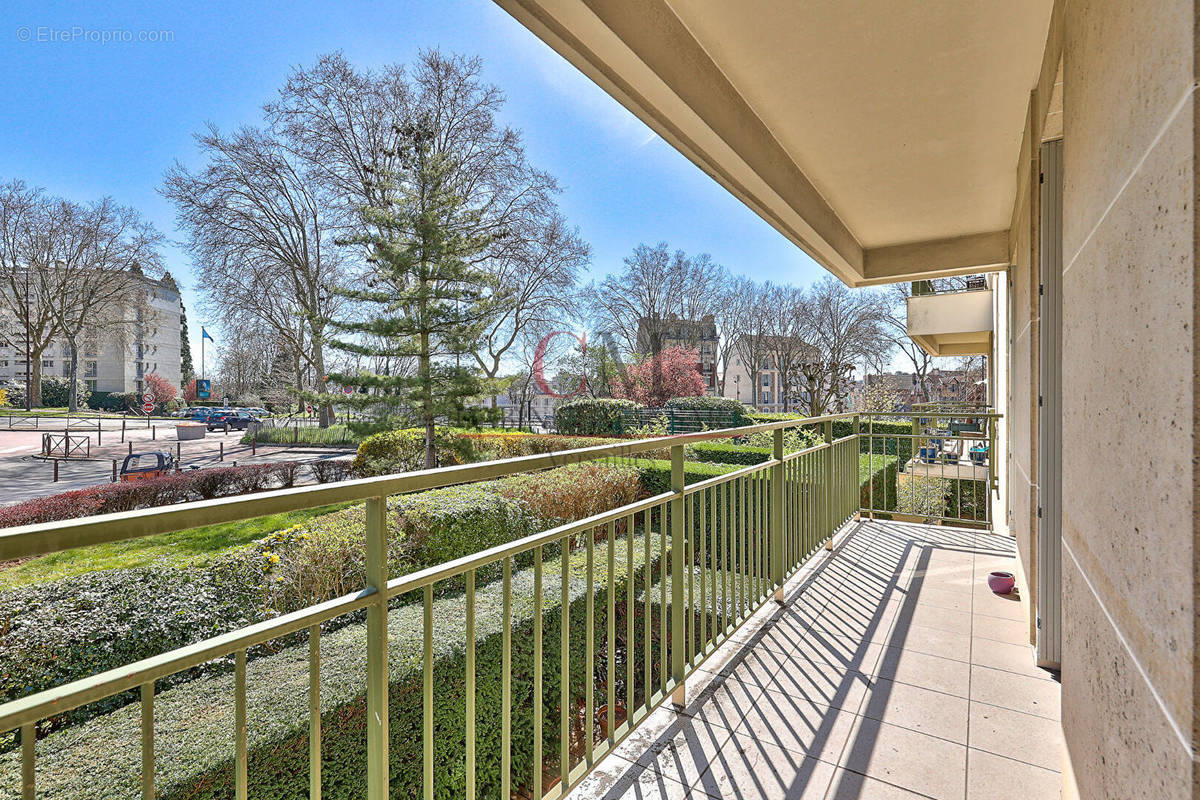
[{"xmin": 0, "ymin": 425, "xmax": 355, "ymax": 505}]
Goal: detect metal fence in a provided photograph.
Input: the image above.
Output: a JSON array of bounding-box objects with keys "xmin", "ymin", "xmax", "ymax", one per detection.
[{"xmin": 0, "ymin": 411, "xmax": 991, "ymax": 799}]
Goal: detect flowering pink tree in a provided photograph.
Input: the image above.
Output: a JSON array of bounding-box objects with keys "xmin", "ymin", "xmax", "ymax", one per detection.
[
  {"xmin": 610, "ymin": 346, "xmax": 707, "ymax": 407},
  {"xmin": 143, "ymin": 372, "xmax": 178, "ymax": 406}
]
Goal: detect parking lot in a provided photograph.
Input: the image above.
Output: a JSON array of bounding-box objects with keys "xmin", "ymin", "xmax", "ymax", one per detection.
[{"xmin": 0, "ymin": 417, "xmax": 355, "ymax": 505}]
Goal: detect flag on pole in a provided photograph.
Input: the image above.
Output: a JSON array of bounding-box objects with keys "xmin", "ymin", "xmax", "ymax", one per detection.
[{"xmin": 202, "ymin": 327, "xmax": 214, "ymax": 342}]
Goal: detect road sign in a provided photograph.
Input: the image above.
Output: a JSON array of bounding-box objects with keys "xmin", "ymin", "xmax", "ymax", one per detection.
[
  {"xmin": 343, "ymin": 385, "xmax": 354, "ymax": 395},
  {"xmin": 196, "ymin": 379, "xmax": 211, "ymax": 399},
  {"xmin": 142, "ymin": 402, "xmax": 155, "ymax": 413},
  {"xmin": 142, "ymin": 392, "xmax": 154, "ymax": 404},
  {"xmin": 305, "ymin": 403, "xmax": 314, "ymax": 414}
]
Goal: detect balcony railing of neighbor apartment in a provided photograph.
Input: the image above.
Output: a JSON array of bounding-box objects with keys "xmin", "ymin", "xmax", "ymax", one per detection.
[{"xmin": 0, "ymin": 410, "xmax": 998, "ymax": 799}]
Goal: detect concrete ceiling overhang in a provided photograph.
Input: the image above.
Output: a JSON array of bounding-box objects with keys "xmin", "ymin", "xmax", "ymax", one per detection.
[{"xmin": 494, "ymin": 0, "xmax": 1054, "ymax": 286}]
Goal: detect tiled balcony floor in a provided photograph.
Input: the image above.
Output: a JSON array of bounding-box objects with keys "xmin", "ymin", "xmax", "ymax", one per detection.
[{"xmin": 568, "ymin": 520, "xmax": 1062, "ymax": 800}]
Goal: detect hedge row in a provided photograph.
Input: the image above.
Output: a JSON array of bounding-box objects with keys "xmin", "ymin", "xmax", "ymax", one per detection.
[
  {"xmin": 0, "ymin": 462, "xmax": 321, "ymax": 529},
  {"xmin": 689, "ymin": 441, "xmax": 772, "ymax": 466},
  {"xmin": 554, "ymin": 398, "xmax": 642, "ymax": 436},
  {"xmin": 0, "ymin": 537, "xmax": 669, "ymax": 800}
]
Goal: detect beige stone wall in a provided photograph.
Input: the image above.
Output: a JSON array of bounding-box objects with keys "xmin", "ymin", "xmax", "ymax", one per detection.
[{"xmin": 1057, "ymin": 0, "xmax": 1196, "ymax": 796}]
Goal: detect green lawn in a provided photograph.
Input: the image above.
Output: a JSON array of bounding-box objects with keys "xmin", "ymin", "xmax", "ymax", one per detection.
[{"xmin": 0, "ymin": 502, "xmax": 354, "ymax": 590}]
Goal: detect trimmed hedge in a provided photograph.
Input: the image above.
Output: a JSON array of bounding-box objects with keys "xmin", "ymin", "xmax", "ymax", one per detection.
[
  {"xmin": 458, "ymin": 431, "xmax": 621, "ymax": 460},
  {"xmin": 690, "ymin": 442, "xmax": 772, "ymax": 466},
  {"xmin": 0, "ymin": 463, "xmax": 308, "ymax": 528},
  {"xmin": 554, "ymin": 398, "xmax": 642, "ymax": 436},
  {"xmin": 859, "ymin": 454, "xmax": 900, "ymax": 512},
  {"xmin": 351, "ymin": 428, "xmax": 476, "ymax": 477},
  {"xmin": 663, "ymin": 396, "xmax": 750, "ymax": 424},
  {"xmin": 833, "ymin": 418, "xmax": 915, "ymax": 465},
  {"xmin": 0, "ymin": 537, "xmax": 667, "ymax": 800},
  {"xmin": 0, "ymin": 567, "xmax": 257, "ymax": 742}
]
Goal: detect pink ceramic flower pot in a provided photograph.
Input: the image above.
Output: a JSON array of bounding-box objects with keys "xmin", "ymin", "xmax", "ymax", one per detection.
[{"xmin": 988, "ymin": 571, "xmax": 1015, "ymax": 594}]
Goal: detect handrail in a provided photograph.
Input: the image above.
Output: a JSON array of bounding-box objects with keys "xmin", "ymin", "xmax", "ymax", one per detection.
[
  {"xmin": 0, "ymin": 409, "xmax": 1001, "ymax": 800},
  {"xmin": 0, "ymin": 412, "xmax": 852, "ymax": 562}
]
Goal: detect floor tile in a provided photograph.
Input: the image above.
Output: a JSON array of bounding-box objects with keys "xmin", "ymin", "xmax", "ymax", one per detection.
[
  {"xmin": 972, "ymin": 613, "xmax": 1031, "ymax": 646},
  {"xmin": 885, "ymin": 621, "xmax": 972, "ymax": 662},
  {"xmin": 872, "ymin": 645, "xmax": 972, "ymax": 697},
  {"xmin": 626, "ymin": 717, "xmax": 734, "ymax": 788},
  {"xmin": 968, "ymin": 636, "xmax": 1051, "ymax": 680},
  {"xmin": 732, "ymin": 690, "xmax": 859, "ymax": 762},
  {"xmin": 858, "ymin": 677, "xmax": 970, "ymax": 743},
  {"xmin": 966, "ymin": 748, "xmax": 1062, "ymax": 799},
  {"xmin": 694, "ymin": 732, "xmax": 840, "ymax": 799},
  {"xmin": 968, "ymin": 701, "xmax": 1063, "ymax": 771},
  {"xmin": 969, "ymin": 665, "xmax": 1061, "ymax": 720},
  {"xmin": 839, "ymin": 715, "xmax": 968, "ymax": 800}
]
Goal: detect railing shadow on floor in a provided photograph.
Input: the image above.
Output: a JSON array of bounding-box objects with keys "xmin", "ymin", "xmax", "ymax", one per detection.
[{"xmin": 577, "ymin": 519, "xmax": 1017, "ymax": 800}]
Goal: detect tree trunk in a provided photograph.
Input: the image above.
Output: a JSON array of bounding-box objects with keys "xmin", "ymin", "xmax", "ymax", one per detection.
[
  {"xmin": 420, "ymin": 341, "xmax": 435, "ymax": 470},
  {"xmin": 27, "ymin": 346, "xmax": 44, "ymax": 409},
  {"xmin": 66, "ymin": 336, "xmax": 79, "ymax": 413}
]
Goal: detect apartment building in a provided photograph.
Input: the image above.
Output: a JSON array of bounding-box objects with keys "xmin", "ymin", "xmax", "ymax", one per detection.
[
  {"xmin": 0, "ymin": 273, "xmax": 182, "ymax": 396},
  {"xmin": 635, "ymin": 313, "xmax": 719, "ymax": 392}
]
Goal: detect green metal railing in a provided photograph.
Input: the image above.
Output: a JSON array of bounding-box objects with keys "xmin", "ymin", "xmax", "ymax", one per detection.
[
  {"xmin": 0, "ymin": 411, "xmax": 978, "ymax": 799},
  {"xmin": 861, "ymin": 411, "xmax": 1001, "ymax": 527}
]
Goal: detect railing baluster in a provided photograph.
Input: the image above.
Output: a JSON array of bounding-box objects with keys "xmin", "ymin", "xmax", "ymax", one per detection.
[
  {"xmin": 625, "ymin": 513, "xmax": 634, "ymax": 722},
  {"xmin": 140, "ymin": 681, "xmax": 154, "ymax": 800},
  {"xmin": 669, "ymin": 443, "xmax": 685, "ymax": 706},
  {"xmin": 365, "ymin": 495, "xmax": 389, "ymax": 800},
  {"xmin": 659, "ymin": 500, "xmax": 668, "ymax": 696},
  {"xmin": 586, "ymin": 531, "xmax": 595, "ymax": 765},
  {"xmin": 699, "ymin": 488, "xmax": 707, "ymax": 654},
  {"xmin": 309, "ymin": 625, "xmax": 321, "ymax": 800},
  {"xmin": 533, "ymin": 547, "xmax": 543, "ymax": 800},
  {"xmin": 465, "ymin": 569, "xmax": 476, "ymax": 797},
  {"xmin": 606, "ymin": 519, "xmax": 615, "ymax": 747},
  {"xmin": 502, "ymin": 558, "xmax": 512, "ymax": 799},
  {"xmin": 560, "ymin": 541, "xmax": 570, "ymax": 788},
  {"xmin": 423, "ymin": 584, "xmax": 433, "ymax": 800},
  {"xmin": 771, "ymin": 429, "xmax": 785, "ymax": 602},
  {"xmin": 642, "ymin": 508, "xmax": 651, "ymax": 710},
  {"xmin": 235, "ymin": 649, "xmax": 247, "ymax": 800},
  {"xmin": 823, "ymin": 421, "xmax": 834, "ymax": 549},
  {"xmin": 20, "ymin": 722, "xmax": 33, "ymax": 800}
]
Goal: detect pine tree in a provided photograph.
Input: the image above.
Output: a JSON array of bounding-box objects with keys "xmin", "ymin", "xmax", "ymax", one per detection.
[
  {"xmin": 328, "ymin": 123, "xmax": 502, "ymax": 468},
  {"xmin": 163, "ymin": 272, "xmax": 195, "ymax": 387}
]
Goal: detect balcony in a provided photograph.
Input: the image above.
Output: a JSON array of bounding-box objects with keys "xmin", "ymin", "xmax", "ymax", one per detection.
[
  {"xmin": 566, "ymin": 520, "xmax": 1062, "ymax": 799},
  {"xmin": 0, "ymin": 413, "xmax": 1055, "ymax": 800},
  {"xmin": 906, "ymin": 281, "xmax": 994, "ymax": 357}
]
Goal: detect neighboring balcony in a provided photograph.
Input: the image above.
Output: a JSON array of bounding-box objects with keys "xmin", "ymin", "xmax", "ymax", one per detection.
[{"xmin": 906, "ymin": 280, "xmax": 993, "ymax": 357}]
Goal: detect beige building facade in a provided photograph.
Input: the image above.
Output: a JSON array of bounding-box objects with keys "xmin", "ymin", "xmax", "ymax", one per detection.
[{"xmin": 496, "ymin": 0, "xmax": 1198, "ymax": 796}]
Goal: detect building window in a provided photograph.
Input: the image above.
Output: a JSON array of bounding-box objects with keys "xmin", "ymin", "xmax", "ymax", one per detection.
[
  {"xmin": 84, "ymin": 361, "xmax": 97, "ymax": 378},
  {"xmin": 42, "ymin": 358, "xmax": 53, "ymax": 368},
  {"xmin": 85, "ymin": 380, "xmax": 97, "ymax": 393},
  {"xmin": 762, "ymin": 374, "xmax": 770, "ymax": 386},
  {"xmin": 61, "ymin": 363, "xmax": 69, "ymax": 378}
]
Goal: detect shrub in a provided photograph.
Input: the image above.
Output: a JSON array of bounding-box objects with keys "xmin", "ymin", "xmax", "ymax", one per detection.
[
  {"xmin": 834, "ymin": 418, "xmax": 915, "ymax": 464},
  {"xmin": 498, "ymin": 463, "xmax": 644, "ymax": 530},
  {"xmin": 310, "ymin": 459, "xmax": 354, "ymax": 483},
  {"xmin": 663, "ymin": 395, "xmax": 750, "ymax": 425},
  {"xmin": 39, "ymin": 376, "xmax": 91, "ymax": 408},
  {"xmin": 0, "ymin": 566, "xmax": 258, "ymax": 740},
  {"xmin": 0, "ymin": 539, "xmax": 668, "ymax": 799},
  {"xmin": 250, "ymin": 484, "xmax": 538, "ymax": 615},
  {"xmin": 0, "ymin": 463, "xmax": 304, "ymax": 528},
  {"xmin": 352, "ymin": 428, "xmax": 476, "ymax": 477},
  {"xmin": 860, "ymin": 454, "xmax": 900, "ymax": 512},
  {"xmin": 896, "ymin": 476, "xmax": 949, "ymax": 519},
  {"xmin": 689, "ymin": 442, "xmax": 773, "ymax": 466},
  {"xmin": 746, "ymin": 411, "xmax": 805, "ymax": 423},
  {"xmin": 0, "ymin": 388, "xmax": 9, "ymax": 409},
  {"xmin": 457, "ymin": 431, "xmax": 619, "ymax": 461},
  {"xmin": 554, "ymin": 397, "xmax": 642, "ymax": 436}
]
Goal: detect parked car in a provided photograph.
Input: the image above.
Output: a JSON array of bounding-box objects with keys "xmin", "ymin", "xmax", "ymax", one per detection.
[
  {"xmin": 207, "ymin": 411, "xmax": 253, "ymax": 431},
  {"xmin": 119, "ymin": 451, "xmax": 175, "ymax": 482}
]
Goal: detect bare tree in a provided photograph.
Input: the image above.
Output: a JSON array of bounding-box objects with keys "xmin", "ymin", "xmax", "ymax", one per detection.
[
  {"xmin": 0, "ymin": 181, "xmax": 60, "ymax": 408},
  {"xmin": 792, "ymin": 277, "xmax": 891, "ymax": 415},
  {"xmin": 594, "ymin": 242, "xmax": 725, "ymax": 356},
  {"xmin": 760, "ymin": 283, "xmax": 812, "ymax": 412},
  {"xmin": 163, "ymin": 124, "xmax": 344, "ymax": 425},
  {"xmin": 882, "ymin": 282, "xmax": 935, "ymax": 402},
  {"xmin": 42, "ymin": 197, "xmax": 163, "ymax": 411},
  {"xmin": 473, "ymin": 213, "xmax": 588, "ymax": 383}
]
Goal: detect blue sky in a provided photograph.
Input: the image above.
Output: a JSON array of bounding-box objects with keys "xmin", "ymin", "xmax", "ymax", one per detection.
[{"xmin": 0, "ymin": 0, "xmax": 826, "ymax": 370}]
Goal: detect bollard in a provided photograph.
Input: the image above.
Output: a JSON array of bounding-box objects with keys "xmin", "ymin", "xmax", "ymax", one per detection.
[
  {"xmin": 97, "ymin": 427, "xmax": 102, "ymax": 447},
  {"xmin": 176, "ymin": 442, "xmax": 181, "ymax": 462},
  {"xmin": 112, "ymin": 459, "xmax": 118, "ymax": 482},
  {"xmin": 53, "ymin": 460, "xmax": 59, "ymax": 483},
  {"xmin": 121, "ymin": 416, "xmax": 126, "ymax": 443},
  {"xmin": 219, "ymin": 442, "xmax": 224, "ymax": 462},
  {"xmin": 152, "ymin": 425, "xmax": 156, "ymax": 441},
  {"xmin": 128, "ymin": 442, "xmax": 133, "ymax": 456}
]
